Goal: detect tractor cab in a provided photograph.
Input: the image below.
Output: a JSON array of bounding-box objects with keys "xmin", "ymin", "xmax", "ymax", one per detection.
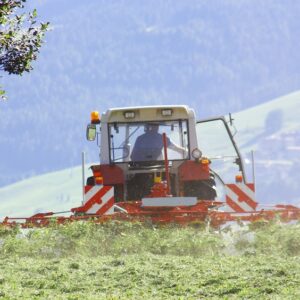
[{"xmin": 86, "ymin": 105, "xmax": 245, "ymax": 204}]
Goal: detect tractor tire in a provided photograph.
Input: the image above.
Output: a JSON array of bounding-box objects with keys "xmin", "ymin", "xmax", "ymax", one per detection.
[
  {"xmin": 183, "ymin": 175, "xmax": 217, "ymax": 200},
  {"xmin": 127, "ymin": 173, "xmax": 154, "ymax": 200},
  {"xmin": 86, "ymin": 176, "xmax": 95, "ymax": 186}
]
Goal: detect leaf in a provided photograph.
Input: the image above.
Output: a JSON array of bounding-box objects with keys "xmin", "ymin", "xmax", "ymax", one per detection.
[{"xmin": 32, "ymin": 8, "xmax": 37, "ymax": 18}]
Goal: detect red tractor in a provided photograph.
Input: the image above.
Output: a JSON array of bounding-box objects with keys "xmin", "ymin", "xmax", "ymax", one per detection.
[
  {"xmin": 3, "ymin": 105, "xmax": 300, "ymax": 227},
  {"xmin": 71, "ymin": 105, "xmax": 258, "ymax": 224}
]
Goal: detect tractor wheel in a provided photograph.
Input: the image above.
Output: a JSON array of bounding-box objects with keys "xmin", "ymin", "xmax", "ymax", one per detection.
[
  {"xmin": 183, "ymin": 175, "xmax": 217, "ymax": 200},
  {"xmin": 127, "ymin": 173, "xmax": 154, "ymax": 200},
  {"xmin": 86, "ymin": 176, "xmax": 95, "ymax": 186}
]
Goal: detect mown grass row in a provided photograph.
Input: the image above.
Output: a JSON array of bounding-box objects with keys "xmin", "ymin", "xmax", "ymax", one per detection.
[
  {"xmin": 1, "ymin": 221, "xmax": 300, "ymax": 299},
  {"xmin": 1, "ymin": 220, "xmax": 300, "ymax": 259},
  {"xmin": 1, "ymin": 254, "xmax": 300, "ymax": 299}
]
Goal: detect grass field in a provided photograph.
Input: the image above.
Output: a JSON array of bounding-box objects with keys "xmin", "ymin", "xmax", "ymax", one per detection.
[{"xmin": 1, "ymin": 221, "xmax": 300, "ymax": 299}]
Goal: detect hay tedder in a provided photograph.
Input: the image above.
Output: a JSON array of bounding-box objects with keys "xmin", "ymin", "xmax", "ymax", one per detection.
[{"xmin": 2, "ymin": 105, "xmax": 300, "ymax": 228}]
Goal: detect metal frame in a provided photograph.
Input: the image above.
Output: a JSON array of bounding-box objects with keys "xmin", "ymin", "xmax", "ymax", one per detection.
[{"xmin": 196, "ymin": 116, "xmax": 247, "ymax": 183}]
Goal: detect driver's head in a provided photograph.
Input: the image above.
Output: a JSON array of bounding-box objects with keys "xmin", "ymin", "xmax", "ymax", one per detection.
[{"xmin": 145, "ymin": 123, "xmax": 159, "ymax": 133}]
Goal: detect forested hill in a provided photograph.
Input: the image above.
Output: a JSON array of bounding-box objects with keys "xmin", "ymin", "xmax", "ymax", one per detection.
[{"xmin": 1, "ymin": 0, "xmax": 300, "ymax": 186}]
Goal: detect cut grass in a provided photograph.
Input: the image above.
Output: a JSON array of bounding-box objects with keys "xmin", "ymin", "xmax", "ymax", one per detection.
[
  {"xmin": 0, "ymin": 221, "xmax": 300, "ymax": 299},
  {"xmin": 1, "ymin": 255, "xmax": 300, "ymax": 299}
]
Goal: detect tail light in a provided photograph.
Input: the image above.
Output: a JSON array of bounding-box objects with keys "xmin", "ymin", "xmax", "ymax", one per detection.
[{"xmin": 235, "ymin": 174, "xmax": 243, "ymax": 183}]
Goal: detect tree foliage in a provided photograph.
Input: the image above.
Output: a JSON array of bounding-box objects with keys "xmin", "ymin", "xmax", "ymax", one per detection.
[{"xmin": 0, "ymin": 0, "xmax": 49, "ymax": 98}]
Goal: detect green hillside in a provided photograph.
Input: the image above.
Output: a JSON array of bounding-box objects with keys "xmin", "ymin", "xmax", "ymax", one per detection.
[
  {"xmin": 235, "ymin": 90, "xmax": 300, "ymax": 149},
  {"xmin": 234, "ymin": 91, "xmax": 300, "ymax": 204},
  {"xmin": 0, "ymin": 166, "xmax": 84, "ymax": 219}
]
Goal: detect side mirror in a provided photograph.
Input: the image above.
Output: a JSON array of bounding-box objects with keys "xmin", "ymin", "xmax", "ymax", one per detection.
[{"xmin": 86, "ymin": 124, "xmax": 97, "ymax": 141}]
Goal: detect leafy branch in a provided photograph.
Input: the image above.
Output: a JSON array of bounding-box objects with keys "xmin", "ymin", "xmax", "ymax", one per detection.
[{"xmin": 0, "ymin": 0, "xmax": 49, "ymax": 99}]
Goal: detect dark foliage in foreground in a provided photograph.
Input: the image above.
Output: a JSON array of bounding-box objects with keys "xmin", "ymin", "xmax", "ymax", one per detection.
[{"xmin": 0, "ymin": 0, "xmax": 48, "ymax": 98}]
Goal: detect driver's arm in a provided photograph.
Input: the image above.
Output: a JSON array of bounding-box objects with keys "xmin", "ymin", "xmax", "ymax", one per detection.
[{"xmin": 168, "ymin": 140, "xmax": 188, "ymax": 157}]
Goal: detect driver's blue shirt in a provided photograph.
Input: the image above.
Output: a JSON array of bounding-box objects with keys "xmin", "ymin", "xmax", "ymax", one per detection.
[{"xmin": 131, "ymin": 132, "xmax": 171, "ymax": 161}]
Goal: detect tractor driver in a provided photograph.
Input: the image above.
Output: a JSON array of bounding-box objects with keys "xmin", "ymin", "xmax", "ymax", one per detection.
[{"xmin": 130, "ymin": 123, "xmax": 186, "ymax": 162}]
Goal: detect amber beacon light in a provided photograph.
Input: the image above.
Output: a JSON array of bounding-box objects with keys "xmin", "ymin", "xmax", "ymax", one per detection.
[{"xmin": 91, "ymin": 111, "xmax": 100, "ymax": 124}]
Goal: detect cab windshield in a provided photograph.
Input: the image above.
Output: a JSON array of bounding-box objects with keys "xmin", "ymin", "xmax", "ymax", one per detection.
[{"xmin": 109, "ymin": 120, "xmax": 189, "ymax": 163}]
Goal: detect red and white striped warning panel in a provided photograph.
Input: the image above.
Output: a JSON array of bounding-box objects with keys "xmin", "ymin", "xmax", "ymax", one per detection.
[
  {"xmin": 225, "ymin": 183, "xmax": 258, "ymax": 212},
  {"xmin": 72, "ymin": 185, "xmax": 114, "ymax": 215}
]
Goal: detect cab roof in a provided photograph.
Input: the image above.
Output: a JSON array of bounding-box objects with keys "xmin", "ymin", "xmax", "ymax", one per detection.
[{"xmin": 101, "ymin": 105, "xmax": 193, "ymax": 123}]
